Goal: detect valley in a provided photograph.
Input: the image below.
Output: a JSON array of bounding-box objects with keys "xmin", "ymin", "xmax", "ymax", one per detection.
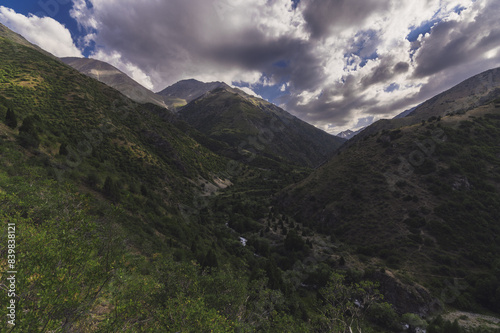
[{"xmin": 0, "ymin": 22, "xmax": 499, "ymax": 333}]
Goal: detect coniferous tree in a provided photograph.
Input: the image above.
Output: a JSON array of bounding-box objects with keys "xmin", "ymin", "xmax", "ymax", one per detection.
[
  {"xmin": 86, "ymin": 171, "xmax": 100, "ymax": 188},
  {"xmin": 59, "ymin": 143, "xmax": 68, "ymax": 155},
  {"xmin": 103, "ymin": 176, "xmax": 121, "ymax": 202},
  {"xmin": 265, "ymin": 260, "xmax": 284, "ymax": 291},
  {"xmin": 18, "ymin": 115, "xmax": 40, "ymax": 148},
  {"xmin": 19, "ymin": 116, "xmax": 37, "ymax": 135},
  {"xmin": 5, "ymin": 108, "xmax": 17, "ymax": 128},
  {"xmin": 202, "ymin": 249, "xmax": 218, "ymax": 268}
]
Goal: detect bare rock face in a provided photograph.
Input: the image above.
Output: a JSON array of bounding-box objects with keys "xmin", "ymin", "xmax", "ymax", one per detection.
[
  {"xmin": 452, "ymin": 175, "xmax": 471, "ymax": 191},
  {"xmin": 370, "ymin": 271, "xmax": 434, "ymax": 316}
]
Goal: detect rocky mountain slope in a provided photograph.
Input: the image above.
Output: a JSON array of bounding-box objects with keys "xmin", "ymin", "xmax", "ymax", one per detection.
[
  {"xmin": 61, "ymin": 57, "xmax": 168, "ymax": 108},
  {"xmin": 59, "ymin": 59, "xmax": 344, "ymax": 168},
  {"xmin": 336, "ymin": 128, "xmax": 364, "ymax": 140}
]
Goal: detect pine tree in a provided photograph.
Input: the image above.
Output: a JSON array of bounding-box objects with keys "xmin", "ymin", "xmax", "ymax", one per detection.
[
  {"xmin": 265, "ymin": 260, "xmax": 284, "ymax": 291},
  {"xmin": 18, "ymin": 115, "xmax": 40, "ymax": 148},
  {"xmin": 19, "ymin": 116, "xmax": 37, "ymax": 135},
  {"xmin": 5, "ymin": 108, "xmax": 17, "ymax": 128},
  {"xmin": 202, "ymin": 249, "xmax": 218, "ymax": 268},
  {"xmin": 59, "ymin": 143, "xmax": 68, "ymax": 155},
  {"xmin": 103, "ymin": 176, "xmax": 121, "ymax": 202}
]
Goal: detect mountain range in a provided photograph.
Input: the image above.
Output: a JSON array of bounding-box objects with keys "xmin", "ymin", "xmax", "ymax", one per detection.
[
  {"xmin": 63, "ymin": 56, "xmax": 345, "ymax": 168},
  {"xmin": 1, "ymin": 22, "xmax": 500, "ymax": 332}
]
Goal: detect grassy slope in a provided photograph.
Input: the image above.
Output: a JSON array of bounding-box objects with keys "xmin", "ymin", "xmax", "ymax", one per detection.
[
  {"xmin": 280, "ymin": 100, "xmax": 500, "ymax": 315},
  {"xmin": 0, "ymin": 34, "xmax": 249, "ymax": 331}
]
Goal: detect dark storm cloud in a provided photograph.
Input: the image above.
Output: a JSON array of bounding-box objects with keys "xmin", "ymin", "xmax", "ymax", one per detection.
[
  {"xmin": 361, "ymin": 57, "xmax": 398, "ymax": 87},
  {"xmin": 287, "ymin": 48, "xmax": 328, "ymax": 92},
  {"xmin": 301, "ymin": 0, "xmax": 389, "ymax": 39},
  {"xmin": 78, "ymin": 0, "xmax": 330, "ymax": 93},
  {"xmin": 207, "ymin": 33, "xmax": 302, "ymax": 70},
  {"xmin": 394, "ymin": 62, "xmax": 409, "ymax": 73},
  {"xmin": 72, "ymin": 0, "xmax": 500, "ymax": 132},
  {"xmin": 414, "ymin": 1, "xmax": 500, "ymax": 78},
  {"xmin": 282, "ymin": 74, "xmax": 379, "ymax": 127}
]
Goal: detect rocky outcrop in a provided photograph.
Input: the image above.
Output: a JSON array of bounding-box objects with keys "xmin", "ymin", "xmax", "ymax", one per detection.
[{"xmin": 370, "ymin": 271, "xmax": 434, "ymax": 316}]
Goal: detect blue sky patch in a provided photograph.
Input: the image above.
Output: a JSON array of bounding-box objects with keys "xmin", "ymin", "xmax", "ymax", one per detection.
[
  {"xmin": 453, "ymin": 5, "xmax": 467, "ymax": 15},
  {"xmin": 233, "ymin": 78, "xmax": 290, "ymax": 104},
  {"xmin": 406, "ymin": 20, "xmax": 439, "ymax": 42},
  {"xmin": 384, "ymin": 82, "xmax": 400, "ymax": 93},
  {"xmin": 1, "ymin": 0, "xmax": 86, "ymax": 55},
  {"xmin": 273, "ymin": 60, "xmax": 289, "ymax": 68}
]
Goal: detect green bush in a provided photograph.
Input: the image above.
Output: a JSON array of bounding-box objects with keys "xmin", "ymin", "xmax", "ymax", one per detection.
[{"xmin": 368, "ymin": 302, "xmax": 400, "ymax": 329}]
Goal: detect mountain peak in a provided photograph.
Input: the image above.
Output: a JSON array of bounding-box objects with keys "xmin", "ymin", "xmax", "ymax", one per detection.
[
  {"xmin": 177, "ymin": 85, "xmax": 345, "ymax": 168},
  {"xmin": 157, "ymin": 79, "xmax": 231, "ymax": 109},
  {"xmin": 336, "ymin": 128, "xmax": 364, "ymax": 140},
  {"xmin": 60, "ymin": 57, "xmax": 168, "ymax": 109}
]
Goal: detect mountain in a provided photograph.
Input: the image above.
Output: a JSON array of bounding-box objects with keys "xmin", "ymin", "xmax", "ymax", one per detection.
[
  {"xmin": 407, "ymin": 68, "xmax": 500, "ymax": 120},
  {"xmin": 336, "ymin": 128, "xmax": 364, "ymax": 140},
  {"xmin": 60, "ymin": 57, "xmax": 168, "ymax": 109},
  {"xmin": 349, "ymin": 67, "xmax": 500, "ymax": 144},
  {"xmin": 0, "ymin": 24, "xmax": 355, "ymax": 332},
  {"xmin": 3, "ymin": 22, "xmax": 500, "ymax": 332},
  {"xmin": 393, "ymin": 106, "xmax": 416, "ymax": 119},
  {"xmin": 177, "ymin": 85, "xmax": 346, "ymax": 168},
  {"xmin": 0, "ymin": 25, "xmax": 256, "ymax": 331},
  {"xmin": 157, "ymin": 79, "xmax": 229, "ymax": 110},
  {"xmin": 278, "ymin": 69, "xmax": 500, "ymax": 315},
  {"xmin": 0, "ymin": 22, "xmax": 57, "ymax": 59}
]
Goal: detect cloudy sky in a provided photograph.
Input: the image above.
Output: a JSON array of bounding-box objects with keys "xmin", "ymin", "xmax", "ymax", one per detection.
[{"xmin": 1, "ymin": 0, "xmax": 500, "ymax": 134}]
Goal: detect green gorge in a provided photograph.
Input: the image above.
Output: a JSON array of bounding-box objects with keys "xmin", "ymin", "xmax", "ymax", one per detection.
[{"xmin": 0, "ymin": 23, "xmax": 500, "ymax": 332}]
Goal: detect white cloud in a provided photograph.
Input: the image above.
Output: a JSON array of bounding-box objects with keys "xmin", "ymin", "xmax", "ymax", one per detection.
[
  {"xmin": 0, "ymin": 6, "xmax": 82, "ymax": 57},
  {"xmin": 69, "ymin": 0, "xmax": 307, "ymax": 92},
  {"xmin": 286, "ymin": 0, "xmax": 500, "ymax": 131},
  {"xmin": 92, "ymin": 50, "xmax": 154, "ymax": 90},
  {"xmin": 233, "ymin": 86, "xmax": 263, "ymax": 99},
  {"xmin": 69, "ymin": 0, "xmax": 500, "ymax": 131}
]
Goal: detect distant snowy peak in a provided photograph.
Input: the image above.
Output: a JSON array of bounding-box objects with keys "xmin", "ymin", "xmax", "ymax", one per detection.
[{"xmin": 336, "ymin": 128, "xmax": 364, "ymax": 140}]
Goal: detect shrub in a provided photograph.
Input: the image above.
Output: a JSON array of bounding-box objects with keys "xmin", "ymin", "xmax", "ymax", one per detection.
[
  {"xmin": 368, "ymin": 302, "xmax": 399, "ymax": 329},
  {"xmin": 86, "ymin": 171, "xmax": 101, "ymax": 188}
]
